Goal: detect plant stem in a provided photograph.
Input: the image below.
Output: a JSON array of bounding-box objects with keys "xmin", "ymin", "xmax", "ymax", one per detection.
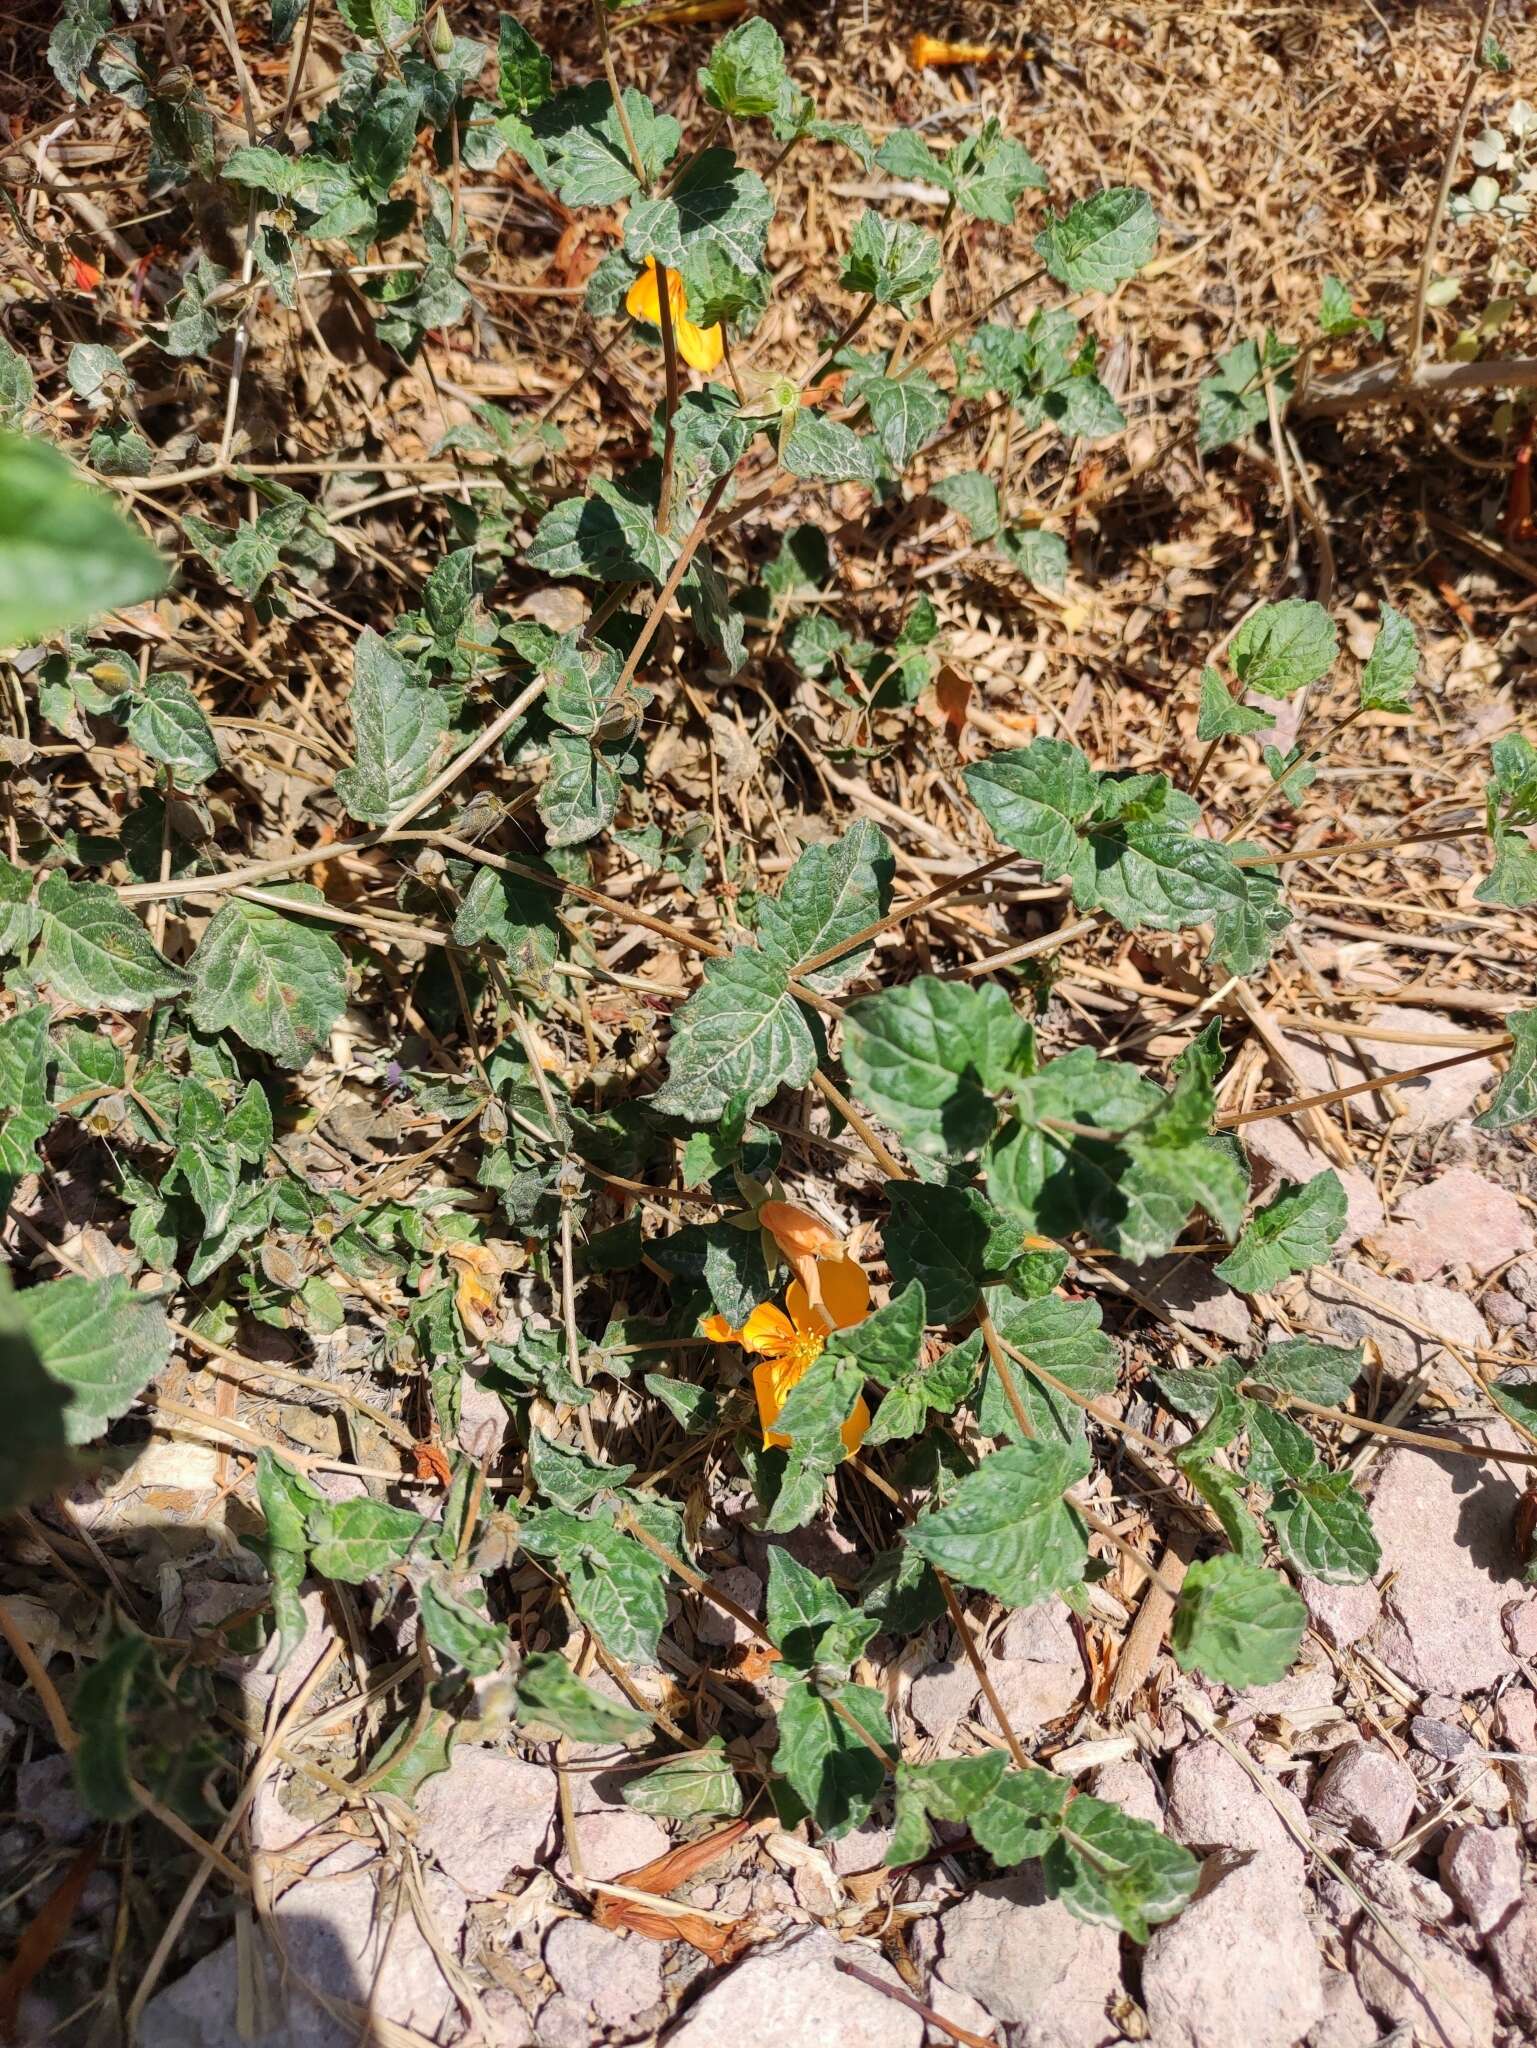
[
  {"xmin": 590, "ymin": 0, "xmax": 648, "ymax": 187},
  {"xmin": 1405, "ymin": 0, "xmax": 1500, "ymax": 365}
]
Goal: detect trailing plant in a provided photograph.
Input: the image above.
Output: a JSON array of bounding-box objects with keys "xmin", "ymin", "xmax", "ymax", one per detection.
[{"xmin": 4, "ymin": 2, "xmax": 1536, "ymax": 1955}]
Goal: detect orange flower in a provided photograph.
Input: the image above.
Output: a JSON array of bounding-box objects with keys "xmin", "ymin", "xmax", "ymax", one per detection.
[
  {"xmin": 703, "ymin": 1256, "xmax": 871, "ymax": 1454},
  {"xmin": 909, "ymin": 32, "xmax": 1000, "ymax": 69},
  {"xmin": 625, "ymin": 257, "xmax": 724, "ymax": 374}
]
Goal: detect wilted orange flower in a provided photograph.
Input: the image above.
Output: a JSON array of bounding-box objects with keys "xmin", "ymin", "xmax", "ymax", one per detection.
[
  {"xmin": 625, "ymin": 257, "xmax": 723, "ymax": 373},
  {"xmin": 909, "ymin": 32, "xmax": 1000, "ymax": 69},
  {"xmin": 704, "ymin": 1256, "xmax": 871, "ymax": 1454}
]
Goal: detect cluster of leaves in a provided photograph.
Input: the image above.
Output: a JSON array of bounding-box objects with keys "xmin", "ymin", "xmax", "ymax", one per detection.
[{"xmin": 9, "ymin": 0, "xmax": 1537, "ymax": 1965}]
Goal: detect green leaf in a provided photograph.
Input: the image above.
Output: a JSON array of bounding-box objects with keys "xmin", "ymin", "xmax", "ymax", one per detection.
[
  {"xmin": 1034, "ymin": 187, "xmax": 1157, "ymax": 292},
  {"xmin": 1048, "ymin": 1796, "xmax": 1199, "ymax": 1940},
  {"xmin": 90, "ymin": 422, "xmax": 153, "ymax": 479},
  {"xmin": 308, "ymin": 1497, "xmax": 429, "ymax": 1581},
  {"xmin": 0, "ymin": 343, "xmax": 33, "ymax": 430},
  {"xmin": 998, "ymin": 526, "xmax": 1069, "ymax": 591},
  {"xmin": 883, "ymin": 1181, "xmax": 1047, "ymax": 1324},
  {"xmin": 514, "ymin": 1650, "xmax": 649, "ymax": 1742},
  {"xmin": 1216, "ymin": 1169, "xmax": 1345, "ymax": 1292},
  {"xmin": 0, "ymin": 1007, "xmax": 53, "ymax": 1180},
  {"xmin": 366, "ymin": 1709, "xmax": 457, "ymax": 1798},
  {"xmin": 1266, "ymin": 1463, "xmax": 1380, "ymax": 1585},
  {"xmin": 0, "ymin": 433, "xmax": 166, "ymax": 644},
  {"xmin": 538, "ymin": 731, "xmax": 634, "ymax": 849},
  {"xmin": 452, "ymin": 861, "xmax": 560, "ymax": 985},
  {"xmin": 976, "ymin": 1290, "xmax": 1116, "ymax": 1444},
  {"xmin": 1229, "ymin": 600, "xmax": 1338, "ymax": 699},
  {"xmin": 756, "ymin": 820, "xmax": 893, "ymax": 993},
  {"xmin": 1086, "ymin": 809, "xmax": 1249, "ymax": 933},
  {"xmin": 188, "ymin": 887, "xmax": 348, "ymax": 1068},
  {"xmin": 72, "ymin": 1635, "xmax": 146, "ymax": 1820},
  {"xmin": 335, "ymin": 631, "xmax": 450, "ymax": 825},
  {"xmin": 971, "ymin": 1765, "xmax": 1071, "ymax": 1864},
  {"xmin": 840, "ymin": 209, "xmax": 942, "ymax": 309},
  {"xmin": 1247, "ymin": 1337, "xmax": 1362, "ymax": 1407},
  {"xmin": 1207, "ymin": 846, "xmax": 1291, "ymax": 977},
  {"xmin": 1318, "ymin": 275, "xmax": 1383, "ymax": 340},
  {"xmin": 624, "ymin": 1736, "xmax": 743, "ymax": 1819},
  {"xmin": 653, "ymin": 947, "xmax": 812, "ymax": 1123},
  {"xmin": 945, "ymin": 119, "xmax": 1046, "ymax": 222},
  {"xmin": 764, "ymin": 1547, "xmax": 877, "ymax": 1676},
  {"xmin": 255, "ymin": 1451, "xmax": 320, "ymax": 1669},
  {"xmin": 126, "ymin": 673, "xmax": 220, "ymax": 785},
  {"xmin": 907, "ymin": 1438, "xmax": 1090, "ymax": 1609},
  {"xmin": 1197, "ymin": 665, "xmax": 1273, "ymax": 741},
  {"xmin": 699, "ymin": 17, "xmax": 786, "ymax": 117},
  {"xmin": 1196, "ymin": 335, "xmax": 1296, "ymax": 453},
  {"xmin": 418, "ymin": 1575, "xmax": 505, "ymax": 1675},
  {"xmin": 497, "ymin": 13, "xmax": 551, "ymax": 115},
  {"xmin": 48, "ymin": 0, "xmax": 110, "ymax": 97},
  {"xmin": 528, "ymin": 472, "xmax": 675, "ymax": 585},
  {"xmin": 1171, "ymin": 1554, "xmax": 1305, "ymax": 1686},
  {"xmin": 1487, "ymin": 1371, "xmax": 1537, "ymax": 1434},
  {"xmin": 826, "ymin": 1281, "xmax": 926, "ymax": 1391},
  {"xmin": 535, "ymin": 1517, "xmax": 669, "ymax": 1665},
  {"xmin": 625, "ymin": 147, "xmax": 772, "ymax": 280},
  {"xmin": 865, "ymin": 1328, "xmax": 983, "ymax": 1448},
  {"xmin": 842, "ymin": 977, "xmax": 1030, "ymax": 1160},
  {"xmin": 781, "ymin": 412, "xmax": 879, "ymax": 486},
  {"xmin": 173, "ymin": 1078, "xmax": 243, "ymax": 1233},
  {"xmin": 1177, "ymin": 1451, "xmax": 1264, "ymax": 1564},
  {"xmin": 986, "ymin": 1045, "xmax": 1163, "ymax": 1249},
  {"xmin": 161, "ymin": 257, "xmax": 228, "ymax": 359},
  {"xmin": 31, "ymin": 874, "xmax": 188, "ymax": 1012},
  {"xmin": 965, "ymin": 738, "xmax": 1098, "ymax": 880},
  {"xmin": 859, "ymin": 370, "xmax": 948, "ymax": 470},
  {"xmin": 889, "ymin": 1752, "xmax": 1009, "ymax": 1864},
  {"xmin": 1478, "ymin": 1010, "xmax": 1537, "ymax": 1130},
  {"xmin": 775, "ymin": 1676, "xmax": 891, "ymax": 1839},
  {"xmin": 1358, "ymin": 602, "xmax": 1419, "ymax": 712},
  {"xmin": 15, "ymin": 1273, "xmax": 172, "ymax": 1445},
  {"xmin": 933, "ymin": 470, "xmax": 1000, "ymax": 542}
]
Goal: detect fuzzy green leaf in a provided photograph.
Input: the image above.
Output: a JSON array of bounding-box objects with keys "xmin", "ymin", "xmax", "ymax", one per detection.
[
  {"xmin": 15, "ymin": 1273, "xmax": 172, "ymax": 1446},
  {"xmin": 32, "ymin": 875, "xmax": 188, "ymax": 1012},
  {"xmin": 841, "ymin": 209, "xmax": 941, "ymax": 309},
  {"xmin": 496, "ymin": 14, "xmax": 551, "ymax": 115},
  {"xmin": 452, "ymin": 861, "xmax": 560, "ymax": 985},
  {"xmin": 624, "ymin": 1737, "xmax": 743, "ymax": 1819},
  {"xmin": 859, "ymin": 370, "xmax": 948, "ymax": 469},
  {"xmin": 756, "ymin": 820, "xmax": 894, "ymax": 993},
  {"xmin": 933, "ymin": 470, "xmax": 999, "ymax": 542},
  {"xmin": 946, "ymin": 119, "xmax": 1046, "ymax": 221},
  {"xmin": 907, "ymin": 1438, "xmax": 1090, "ymax": 1609},
  {"xmin": 654, "ymin": 946, "xmax": 812, "ymax": 1122},
  {"xmin": 1247, "ymin": 1337, "xmax": 1362, "ymax": 1407},
  {"xmin": 1216, "ymin": 1169, "xmax": 1345, "ymax": 1292},
  {"xmin": 965, "ymin": 738, "xmax": 1098, "ymax": 879},
  {"xmin": 1197, "ymin": 665, "xmax": 1273, "ymax": 741},
  {"xmin": 698, "ymin": 17, "xmax": 786, "ymax": 117},
  {"xmin": 0, "ymin": 432, "xmax": 166, "ymax": 644},
  {"xmin": 1229, "ymin": 600, "xmax": 1338, "ymax": 699},
  {"xmin": 0, "ymin": 1007, "xmax": 53, "ymax": 1180},
  {"xmin": 1171, "ymin": 1554, "xmax": 1306, "ymax": 1686},
  {"xmin": 1034, "ymin": 187, "xmax": 1157, "ymax": 292},
  {"xmin": 188, "ymin": 888, "xmax": 348, "ymax": 1068},
  {"xmin": 775, "ymin": 1676, "xmax": 891, "ymax": 1839},
  {"xmin": 1048, "ymin": 1797, "xmax": 1200, "ymax": 1940},
  {"xmin": 126, "ymin": 673, "xmax": 220, "ymax": 785},
  {"xmin": 515, "ymin": 1651, "xmax": 649, "ymax": 1743},
  {"xmin": 842, "ymin": 976, "xmax": 1031, "ymax": 1160},
  {"xmin": 998, "ymin": 526, "xmax": 1069, "ymax": 591},
  {"xmin": 335, "ymin": 630, "xmax": 450, "ymax": 825},
  {"xmin": 308, "ymin": 1498, "xmax": 429, "ymax": 1581},
  {"xmin": 883, "ymin": 1181, "xmax": 1050, "ymax": 1324},
  {"xmin": 625, "ymin": 147, "xmax": 772, "ymax": 280},
  {"xmin": 1358, "ymin": 602, "xmax": 1419, "ymax": 712},
  {"xmin": 1478, "ymin": 1010, "xmax": 1537, "ymax": 1130},
  {"xmin": 781, "ymin": 412, "xmax": 879, "ymax": 485}
]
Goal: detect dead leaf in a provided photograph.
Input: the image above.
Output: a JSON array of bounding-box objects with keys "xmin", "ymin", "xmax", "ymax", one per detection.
[
  {"xmin": 933, "ymin": 664, "xmax": 972, "ymax": 746},
  {"xmin": 607, "ymin": 1817, "xmax": 755, "ymax": 1899},
  {"xmin": 445, "ymin": 1242, "xmax": 501, "ymax": 1342}
]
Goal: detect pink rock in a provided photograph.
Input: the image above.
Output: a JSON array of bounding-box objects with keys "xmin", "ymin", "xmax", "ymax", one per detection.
[
  {"xmin": 1369, "ymin": 1167, "xmax": 1535, "ymax": 1282},
  {"xmin": 935, "ymin": 1868, "xmax": 1121, "ymax": 2047},
  {"xmin": 1361, "ymin": 1432, "xmax": 1522, "ymax": 1695},
  {"xmin": 1163, "ymin": 1737, "xmax": 1307, "ymax": 1879},
  {"xmin": 272, "ymin": 1841, "xmax": 464, "ymax": 2044},
  {"xmin": 1439, "ymin": 1824, "xmax": 1522, "ymax": 1936},
  {"xmin": 1240, "ymin": 1119, "xmax": 1383, "ymax": 1247},
  {"xmin": 1488, "ymin": 1890, "xmax": 1537, "ymax": 2013},
  {"xmin": 1087, "ymin": 1757, "xmax": 1164, "ymax": 1831},
  {"xmin": 415, "ymin": 1748, "xmax": 556, "ymax": 1897},
  {"xmin": 1352, "ymin": 1911, "xmax": 1496, "ymax": 2048},
  {"xmin": 978, "ymin": 1600, "xmax": 1086, "ymax": 1738},
  {"xmin": 564, "ymin": 1798, "xmax": 670, "ymax": 1884},
  {"xmin": 695, "ymin": 1565, "xmax": 764, "ymax": 1648},
  {"xmin": 140, "ymin": 1939, "xmax": 300, "ymax": 2048},
  {"xmin": 1276, "ymin": 1007, "xmax": 1496, "ymax": 1135},
  {"xmin": 1143, "ymin": 1856, "xmax": 1323, "ymax": 2048},
  {"xmin": 544, "ymin": 1917, "xmax": 664, "ymax": 2030},
  {"xmin": 1311, "ymin": 1743, "xmax": 1416, "ymax": 1850},
  {"xmin": 926, "ymin": 1980, "xmax": 999, "ymax": 2042},
  {"xmin": 1305, "ymin": 1970, "xmax": 1378, "ymax": 2048},
  {"xmin": 1301, "ymin": 1573, "xmax": 1382, "ymax": 1650},
  {"xmin": 1119, "ymin": 1256, "xmax": 1252, "ymax": 1344},
  {"xmin": 825, "ymin": 1815, "xmax": 895, "ymax": 1875},
  {"xmin": 662, "ymin": 1927, "xmax": 923, "ymax": 2048},
  {"xmin": 1308, "ymin": 1258, "xmax": 1490, "ymax": 1378},
  {"xmin": 1504, "ymin": 1599, "xmax": 1537, "ymax": 1659},
  {"xmin": 909, "ymin": 1628, "xmax": 980, "ymax": 1740}
]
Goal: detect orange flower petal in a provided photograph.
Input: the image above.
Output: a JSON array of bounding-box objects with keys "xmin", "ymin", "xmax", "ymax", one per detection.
[
  {"xmin": 700, "ymin": 1312, "xmax": 739, "ymax": 1343},
  {"xmin": 758, "ymin": 1201, "xmax": 843, "ymax": 1264},
  {"xmin": 625, "ymin": 259, "xmax": 663, "ymax": 324},
  {"xmin": 789, "ymin": 1257, "xmax": 870, "ymax": 1335},
  {"xmin": 738, "ymin": 1302, "xmax": 797, "ymax": 1356},
  {"xmin": 676, "ymin": 313, "xmax": 724, "ymax": 373},
  {"xmin": 753, "ymin": 1354, "xmax": 799, "ymax": 1445},
  {"xmin": 841, "ymin": 1393, "xmax": 871, "ymax": 1456}
]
